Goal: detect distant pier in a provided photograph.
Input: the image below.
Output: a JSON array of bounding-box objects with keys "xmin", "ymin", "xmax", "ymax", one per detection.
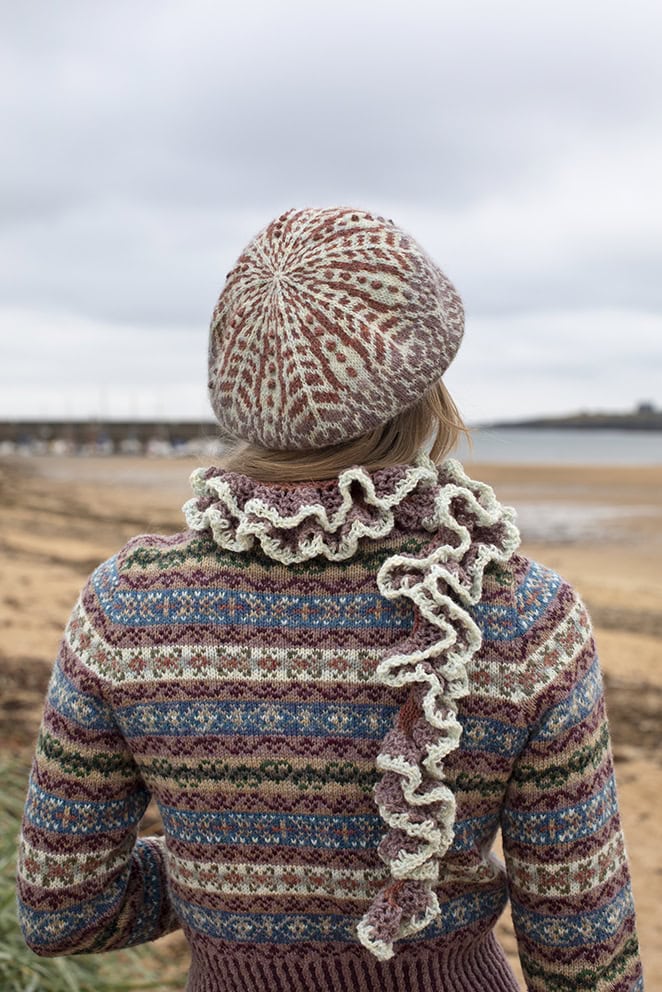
[{"xmin": 0, "ymin": 420, "xmax": 229, "ymax": 456}]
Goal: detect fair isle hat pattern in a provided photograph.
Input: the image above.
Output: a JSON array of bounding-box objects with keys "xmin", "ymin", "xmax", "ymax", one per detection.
[{"xmin": 208, "ymin": 207, "xmax": 465, "ymax": 450}]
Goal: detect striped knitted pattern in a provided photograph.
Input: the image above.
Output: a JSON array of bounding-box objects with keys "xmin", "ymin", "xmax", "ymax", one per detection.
[{"xmin": 16, "ymin": 472, "xmax": 643, "ymax": 991}]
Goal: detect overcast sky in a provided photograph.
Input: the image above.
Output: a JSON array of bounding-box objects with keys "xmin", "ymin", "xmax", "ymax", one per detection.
[{"xmin": 2, "ymin": 0, "xmax": 661, "ymax": 424}]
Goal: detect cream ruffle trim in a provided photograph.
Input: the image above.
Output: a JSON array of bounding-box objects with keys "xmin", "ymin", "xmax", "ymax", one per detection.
[
  {"xmin": 183, "ymin": 455, "xmax": 520, "ymax": 959},
  {"xmin": 355, "ymin": 461, "xmax": 520, "ymax": 959}
]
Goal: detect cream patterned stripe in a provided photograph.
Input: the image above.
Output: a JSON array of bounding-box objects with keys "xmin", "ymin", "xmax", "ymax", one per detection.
[
  {"xmin": 505, "ymin": 834, "xmax": 628, "ymax": 897},
  {"xmin": 168, "ymin": 857, "xmax": 388, "ymax": 900},
  {"xmin": 65, "ymin": 598, "xmax": 387, "ymax": 686},
  {"xmin": 67, "ymin": 592, "xmax": 589, "ymax": 707},
  {"xmin": 18, "ymin": 838, "xmax": 127, "ymax": 890},
  {"xmin": 468, "ymin": 596, "xmax": 594, "ymax": 704},
  {"xmin": 170, "ymin": 855, "xmax": 506, "ymax": 899}
]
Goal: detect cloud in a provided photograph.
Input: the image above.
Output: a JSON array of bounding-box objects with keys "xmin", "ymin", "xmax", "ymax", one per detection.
[
  {"xmin": 2, "ymin": 304, "xmax": 658, "ymax": 425},
  {"xmin": 446, "ymin": 308, "xmax": 662, "ymax": 422},
  {"xmin": 0, "ymin": 306, "xmax": 209, "ymax": 420},
  {"xmin": 1, "ymin": 0, "xmax": 661, "ymax": 419}
]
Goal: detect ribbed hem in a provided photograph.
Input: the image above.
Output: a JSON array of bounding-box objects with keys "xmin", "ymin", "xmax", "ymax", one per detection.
[{"xmin": 185, "ymin": 929, "xmax": 520, "ymax": 992}]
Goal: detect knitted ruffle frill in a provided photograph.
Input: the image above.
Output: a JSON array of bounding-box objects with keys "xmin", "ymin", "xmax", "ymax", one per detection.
[{"xmin": 183, "ymin": 454, "xmax": 520, "ymax": 960}]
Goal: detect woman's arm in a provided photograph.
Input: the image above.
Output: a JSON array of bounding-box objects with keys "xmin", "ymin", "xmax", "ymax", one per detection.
[
  {"xmin": 16, "ymin": 586, "xmax": 180, "ymax": 956},
  {"xmin": 502, "ymin": 590, "xmax": 643, "ymax": 991}
]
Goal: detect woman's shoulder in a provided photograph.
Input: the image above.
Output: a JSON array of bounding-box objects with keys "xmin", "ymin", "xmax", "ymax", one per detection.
[
  {"xmin": 481, "ymin": 550, "xmax": 574, "ymax": 608},
  {"xmin": 74, "ymin": 529, "xmax": 226, "ymax": 636},
  {"xmin": 474, "ymin": 552, "xmax": 597, "ymax": 719},
  {"xmin": 91, "ymin": 527, "xmax": 222, "ymax": 585}
]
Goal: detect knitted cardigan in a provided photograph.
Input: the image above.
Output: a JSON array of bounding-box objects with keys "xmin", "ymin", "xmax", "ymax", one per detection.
[{"xmin": 16, "ymin": 456, "xmax": 643, "ymax": 992}]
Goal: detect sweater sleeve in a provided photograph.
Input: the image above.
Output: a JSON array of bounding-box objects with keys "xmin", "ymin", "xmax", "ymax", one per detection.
[
  {"xmin": 16, "ymin": 586, "xmax": 180, "ymax": 956},
  {"xmin": 501, "ymin": 588, "xmax": 643, "ymax": 992}
]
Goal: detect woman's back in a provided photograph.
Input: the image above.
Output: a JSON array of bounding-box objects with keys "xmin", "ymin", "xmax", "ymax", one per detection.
[{"xmin": 17, "ymin": 457, "xmax": 641, "ymax": 991}]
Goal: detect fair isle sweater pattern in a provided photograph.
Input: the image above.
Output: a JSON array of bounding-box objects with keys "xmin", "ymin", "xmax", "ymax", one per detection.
[{"xmin": 16, "ymin": 457, "xmax": 643, "ymax": 992}]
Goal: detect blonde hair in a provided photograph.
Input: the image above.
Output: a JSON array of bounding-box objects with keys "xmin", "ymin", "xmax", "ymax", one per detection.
[{"xmin": 221, "ymin": 379, "xmax": 470, "ymax": 482}]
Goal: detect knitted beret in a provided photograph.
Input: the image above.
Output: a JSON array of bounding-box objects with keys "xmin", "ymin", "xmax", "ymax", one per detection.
[{"xmin": 208, "ymin": 207, "xmax": 464, "ymax": 450}]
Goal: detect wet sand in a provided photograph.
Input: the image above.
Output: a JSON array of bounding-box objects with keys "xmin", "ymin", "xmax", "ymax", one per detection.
[{"xmin": 2, "ymin": 456, "xmax": 661, "ymax": 987}]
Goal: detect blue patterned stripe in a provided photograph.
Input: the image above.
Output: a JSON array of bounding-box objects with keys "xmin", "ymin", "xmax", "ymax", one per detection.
[
  {"xmin": 18, "ymin": 874, "xmax": 127, "ymax": 947},
  {"xmin": 47, "ymin": 661, "xmax": 117, "ymax": 732},
  {"xmin": 123, "ymin": 700, "xmax": 525, "ymax": 761},
  {"xmin": 160, "ymin": 807, "xmax": 383, "ymax": 849},
  {"xmin": 24, "ymin": 778, "xmax": 149, "ymax": 836},
  {"xmin": 453, "ymin": 813, "xmax": 500, "ymax": 850},
  {"xmin": 511, "ymin": 883, "xmax": 635, "ymax": 947},
  {"xmin": 93, "ymin": 557, "xmax": 413, "ymax": 630},
  {"xmin": 116, "ymin": 699, "xmax": 529, "ymax": 753},
  {"xmin": 116, "ymin": 699, "xmax": 398, "ymax": 740},
  {"xmin": 24, "ymin": 781, "xmax": 497, "ymax": 855},
  {"xmin": 173, "ymin": 888, "xmax": 507, "ymax": 943},
  {"xmin": 502, "ymin": 776, "xmax": 618, "ymax": 846},
  {"xmin": 130, "ymin": 840, "xmax": 169, "ymax": 944},
  {"xmin": 459, "ymin": 715, "xmax": 529, "ymax": 757},
  {"xmin": 94, "ymin": 556, "xmax": 561, "ymax": 637},
  {"xmin": 18, "ymin": 839, "xmax": 164, "ymax": 950},
  {"xmin": 160, "ymin": 805, "xmax": 496, "ymax": 852},
  {"xmin": 471, "ymin": 561, "xmax": 562, "ymax": 641},
  {"xmin": 533, "ymin": 655, "xmax": 603, "ymax": 741}
]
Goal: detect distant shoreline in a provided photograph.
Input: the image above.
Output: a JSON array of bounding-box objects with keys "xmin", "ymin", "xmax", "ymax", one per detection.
[{"xmin": 483, "ymin": 412, "xmax": 662, "ymax": 431}]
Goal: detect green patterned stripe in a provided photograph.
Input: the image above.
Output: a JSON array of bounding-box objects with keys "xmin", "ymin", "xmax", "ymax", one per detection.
[
  {"xmin": 123, "ymin": 535, "xmax": 217, "ymax": 568},
  {"xmin": 38, "ymin": 730, "xmax": 137, "ymax": 779},
  {"xmin": 520, "ymin": 935, "xmax": 640, "ymax": 992},
  {"xmin": 122, "ymin": 536, "xmax": 427, "ymax": 575},
  {"xmin": 483, "ymin": 561, "xmax": 516, "ymax": 589},
  {"xmin": 448, "ymin": 770, "xmax": 505, "ymax": 798},
  {"xmin": 512, "ymin": 724, "xmax": 609, "ymax": 788},
  {"xmin": 140, "ymin": 756, "xmax": 380, "ymax": 793},
  {"xmin": 39, "ymin": 730, "xmax": 379, "ymax": 793}
]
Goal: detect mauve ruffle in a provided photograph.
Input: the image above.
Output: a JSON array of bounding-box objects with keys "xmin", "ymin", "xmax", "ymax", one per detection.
[{"xmin": 182, "ymin": 455, "xmax": 441, "ymax": 564}]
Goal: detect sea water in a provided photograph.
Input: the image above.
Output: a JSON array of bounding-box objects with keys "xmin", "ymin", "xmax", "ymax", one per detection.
[{"xmin": 455, "ymin": 428, "xmax": 662, "ymax": 466}]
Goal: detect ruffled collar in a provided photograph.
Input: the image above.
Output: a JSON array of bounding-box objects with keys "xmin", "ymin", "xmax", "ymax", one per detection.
[{"xmin": 183, "ymin": 453, "xmax": 498, "ymax": 564}]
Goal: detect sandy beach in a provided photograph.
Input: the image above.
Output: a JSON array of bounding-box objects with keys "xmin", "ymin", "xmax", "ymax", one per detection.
[{"xmin": 2, "ymin": 455, "xmax": 661, "ymax": 987}]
